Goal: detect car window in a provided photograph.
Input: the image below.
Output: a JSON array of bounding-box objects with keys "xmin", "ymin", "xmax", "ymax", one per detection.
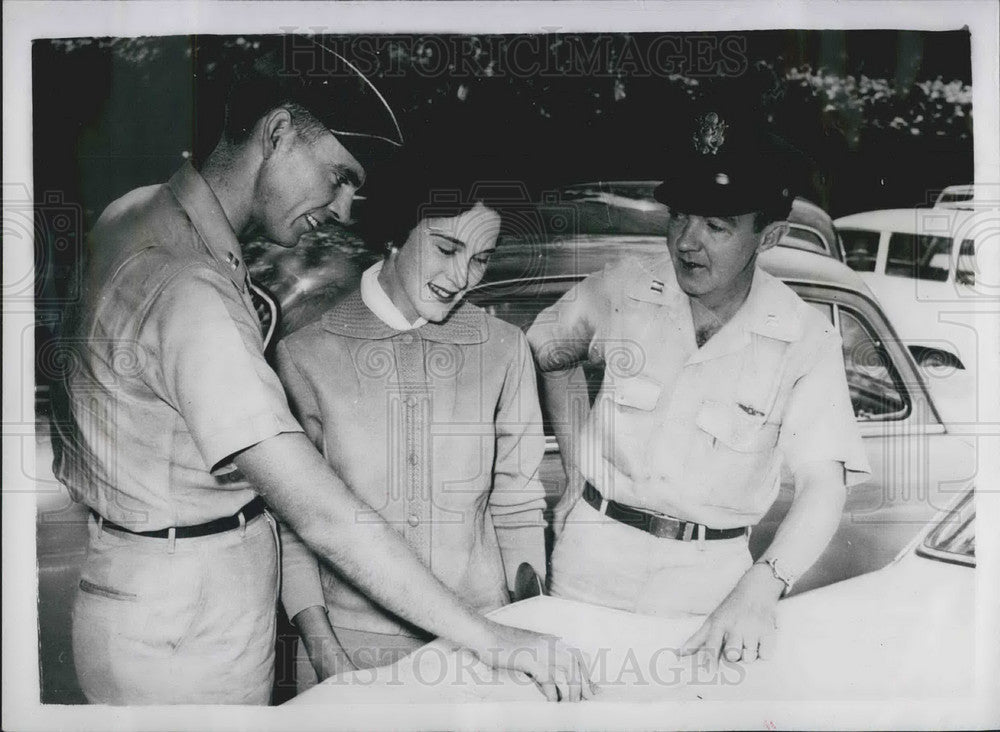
[
  {"xmin": 917, "ymin": 491, "xmax": 975, "ymax": 567},
  {"xmin": 935, "ymin": 188, "xmax": 974, "ymax": 206},
  {"xmin": 781, "ymin": 225, "xmax": 828, "ymax": 256},
  {"xmin": 838, "ymin": 308, "xmax": 908, "ymax": 420},
  {"xmin": 885, "ymin": 232, "xmax": 952, "ymax": 282},
  {"xmin": 474, "ymin": 281, "xmax": 567, "ymax": 330},
  {"xmin": 805, "ymin": 300, "xmax": 834, "ymax": 323},
  {"xmin": 803, "ymin": 298, "xmax": 909, "ymax": 421},
  {"xmin": 956, "ymin": 239, "xmax": 976, "ymax": 286},
  {"xmin": 840, "ymin": 228, "xmax": 880, "ymax": 272}
]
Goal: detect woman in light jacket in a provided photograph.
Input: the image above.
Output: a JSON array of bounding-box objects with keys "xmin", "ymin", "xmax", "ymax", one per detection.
[{"xmin": 274, "ymin": 150, "xmax": 548, "ymax": 690}]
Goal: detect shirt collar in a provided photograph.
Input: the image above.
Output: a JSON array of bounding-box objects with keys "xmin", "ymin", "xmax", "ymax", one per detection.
[
  {"xmin": 360, "ymin": 260, "xmax": 427, "ymax": 331},
  {"xmin": 166, "ymin": 162, "xmax": 248, "ymax": 292},
  {"xmin": 737, "ymin": 268, "xmax": 803, "ymax": 343},
  {"xmin": 322, "ymin": 289, "xmax": 488, "ymax": 344},
  {"xmin": 625, "ymin": 253, "xmax": 802, "ymax": 343}
]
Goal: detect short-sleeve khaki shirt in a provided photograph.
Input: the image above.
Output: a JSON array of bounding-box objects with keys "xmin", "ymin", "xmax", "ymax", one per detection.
[
  {"xmin": 52, "ymin": 163, "xmax": 302, "ymax": 530},
  {"xmin": 527, "ymin": 253, "xmax": 871, "ymax": 529}
]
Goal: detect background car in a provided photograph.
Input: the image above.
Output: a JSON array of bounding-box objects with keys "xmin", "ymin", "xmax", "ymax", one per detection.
[
  {"xmin": 835, "ymin": 204, "xmax": 998, "ymax": 370},
  {"xmin": 934, "ymin": 183, "xmax": 977, "ymax": 208},
  {"xmin": 555, "ymin": 180, "xmax": 846, "ymax": 261}
]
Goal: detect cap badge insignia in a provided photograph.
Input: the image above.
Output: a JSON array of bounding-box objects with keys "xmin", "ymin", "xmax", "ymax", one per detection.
[{"xmin": 693, "ymin": 112, "xmax": 728, "ymax": 155}]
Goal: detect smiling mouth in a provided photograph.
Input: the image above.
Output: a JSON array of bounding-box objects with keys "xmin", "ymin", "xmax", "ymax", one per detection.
[
  {"xmin": 427, "ymin": 282, "xmax": 458, "ymax": 303},
  {"xmin": 305, "ymin": 213, "xmax": 320, "ymax": 230}
]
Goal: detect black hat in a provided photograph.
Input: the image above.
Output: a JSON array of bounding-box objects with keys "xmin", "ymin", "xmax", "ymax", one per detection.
[
  {"xmin": 224, "ymin": 37, "xmax": 404, "ymax": 170},
  {"xmin": 653, "ymin": 109, "xmax": 804, "ymax": 219}
]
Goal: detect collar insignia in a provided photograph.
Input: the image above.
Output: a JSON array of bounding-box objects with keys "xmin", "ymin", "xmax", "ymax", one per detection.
[{"xmin": 692, "ymin": 112, "xmax": 728, "ymax": 155}]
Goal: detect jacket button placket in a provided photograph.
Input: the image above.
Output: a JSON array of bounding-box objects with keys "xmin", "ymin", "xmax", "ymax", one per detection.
[{"xmin": 393, "ymin": 333, "xmax": 432, "ymax": 564}]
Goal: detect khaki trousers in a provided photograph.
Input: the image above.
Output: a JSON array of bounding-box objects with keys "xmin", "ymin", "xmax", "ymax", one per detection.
[
  {"xmin": 550, "ymin": 500, "xmax": 753, "ymax": 617},
  {"xmin": 72, "ymin": 511, "xmax": 279, "ymax": 704}
]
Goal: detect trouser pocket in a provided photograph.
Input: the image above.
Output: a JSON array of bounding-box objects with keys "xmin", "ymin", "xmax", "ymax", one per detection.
[{"xmin": 78, "ymin": 578, "xmax": 138, "ymax": 602}]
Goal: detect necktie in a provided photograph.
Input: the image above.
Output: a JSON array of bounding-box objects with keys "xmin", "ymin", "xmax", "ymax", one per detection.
[{"xmin": 247, "ymin": 278, "xmax": 279, "ymax": 351}]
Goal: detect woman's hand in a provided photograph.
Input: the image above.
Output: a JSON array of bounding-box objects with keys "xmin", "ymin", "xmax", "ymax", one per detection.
[{"xmin": 293, "ymin": 605, "xmax": 357, "ymax": 681}]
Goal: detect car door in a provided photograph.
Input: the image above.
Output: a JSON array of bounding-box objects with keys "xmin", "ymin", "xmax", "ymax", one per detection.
[
  {"xmin": 756, "ymin": 283, "xmax": 974, "ymax": 593},
  {"xmin": 469, "ymin": 277, "xmax": 973, "ymax": 594}
]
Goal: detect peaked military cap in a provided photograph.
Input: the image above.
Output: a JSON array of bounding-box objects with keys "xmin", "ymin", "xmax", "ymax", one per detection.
[
  {"xmin": 653, "ymin": 106, "xmax": 805, "ymax": 219},
  {"xmin": 224, "ymin": 36, "xmax": 404, "ymax": 170}
]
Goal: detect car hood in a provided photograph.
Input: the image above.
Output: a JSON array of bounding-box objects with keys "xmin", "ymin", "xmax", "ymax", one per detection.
[
  {"xmin": 704, "ymin": 552, "xmax": 975, "ymax": 700},
  {"xmin": 292, "ymin": 555, "xmax": 974, "ymax": 705}
]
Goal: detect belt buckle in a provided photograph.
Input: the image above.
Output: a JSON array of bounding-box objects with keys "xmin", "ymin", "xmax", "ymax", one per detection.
[{"xmin": 647, "ymin": 513, "xmax": 680, "ymax": 539}]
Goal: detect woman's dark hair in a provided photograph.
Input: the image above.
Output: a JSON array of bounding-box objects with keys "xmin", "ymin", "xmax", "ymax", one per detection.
[{"xmin": 358, "ymin": 142, "xmax": 533, "ymax": 252}]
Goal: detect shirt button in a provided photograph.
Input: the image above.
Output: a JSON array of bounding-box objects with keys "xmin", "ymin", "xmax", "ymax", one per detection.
[
  {"xmin": 407, "ymin": 452, "xmax": 419, "ymax": 466},
  {"xmin": 405, "ymin": 395, "xmax": 417, "ymax": 406},
  {"xmin": 407, "ymin": 514, "xmax": 420, "ymax": 527},
  {"xmin": 400, "ymin": 334, "xmax": 414, "ymax": 345}
]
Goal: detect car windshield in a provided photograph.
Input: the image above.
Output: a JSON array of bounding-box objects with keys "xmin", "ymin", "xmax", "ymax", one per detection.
[{"xmin": 917, "ymin": 492, "xmax": 975, "ymax": 566}]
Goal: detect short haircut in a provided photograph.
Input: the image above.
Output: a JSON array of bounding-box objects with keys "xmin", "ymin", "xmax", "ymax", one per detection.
[
  {"xmin": 221, "ymin": 52, "xmax": 328, "ymax": 145},
  {"xmin": 359, "ymin": 143, "xmax": 529, "ymax": 252},
  {"xmin": 752, "ymin": 199, "xmax": 794, "ymax": 232}
]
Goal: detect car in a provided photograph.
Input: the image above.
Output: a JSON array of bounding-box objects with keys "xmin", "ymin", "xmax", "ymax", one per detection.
[
  {"xmin": 289, "ymin": 487, "xmax": 976, "ymax": 706},
  {"xmin": 835, "ymin": 205, "xmax": 998, "ymax": 370},
  {"xmin": 934, "ymin": 183, "xmax": 977, "ymax": 208},
  {"xmin": 556, "ymin": 180, "xmax": 846, "ymax": 261}
]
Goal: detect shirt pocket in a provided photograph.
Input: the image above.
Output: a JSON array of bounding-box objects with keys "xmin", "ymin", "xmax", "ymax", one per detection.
[
  {"xmin": 695, "ymin": 399, "xmax": 779, "ymax": 453},
  {"xmin": 693, "ymin": 400, "xmax": 782, "ymax": 514},
  {"xmin": 610, "ymin": 375, "xmax": 663, "ymax": 412}
]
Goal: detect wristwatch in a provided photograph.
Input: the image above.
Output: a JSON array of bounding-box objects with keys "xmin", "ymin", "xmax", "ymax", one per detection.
[{"xmin": 756, "ymin": 557, "xmax": 796, "ymax": 597}]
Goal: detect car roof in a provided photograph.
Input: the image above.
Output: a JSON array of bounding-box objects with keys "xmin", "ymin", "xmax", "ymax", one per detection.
[
  {"xmin": 834, "ymin": 207, "xmax": 973, "ymax": 233},
  {"xmin": 563, "ymin": 180, "xmax": 827, "ymax": 218},
  {"xmin": 485, "ymin": 236, "xmax": 872, "ymax": 295},
  {"xmin": 757, "ymin": 245, "xmax": 868, "ymax": 291}
]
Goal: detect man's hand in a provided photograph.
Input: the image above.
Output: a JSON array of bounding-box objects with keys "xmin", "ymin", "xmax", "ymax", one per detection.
[
  {"xmin": 681, "ymin": 461, "xmax": 847, "ymax": 665},
  {"xmin": 470, "ymin": 620, "xmax": 597, "ymax": 702},
  {"xmin": 679, "ymin": 563, "xmax": 784, "ymax": 664}
]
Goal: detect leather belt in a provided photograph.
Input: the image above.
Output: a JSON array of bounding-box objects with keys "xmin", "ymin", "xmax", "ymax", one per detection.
[
  {"xmin": 92, "ymin": 496, "xmax": 267, "ymax": 539},
  {"xmin": 582, "ymin": 483, "xmax": 747, "ymax": 541}
]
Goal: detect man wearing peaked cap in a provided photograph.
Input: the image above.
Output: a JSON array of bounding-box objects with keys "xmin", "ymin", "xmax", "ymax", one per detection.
[
  {"xmin": 528, "ymin": 107, "xmax": 869, "ymax": 664},
  {"xmin": 54, "ymin": 36, "xmax": 591, "ymax": 704}
]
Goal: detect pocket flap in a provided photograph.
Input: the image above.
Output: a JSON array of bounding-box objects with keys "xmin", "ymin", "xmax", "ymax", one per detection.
[
  {"xmin": 696, "ymin": 400, "xmax": 779, "ymax": 453},
  {"xmin": 611, "ymin": 376, "xmax": 663, "ymax": 411}
]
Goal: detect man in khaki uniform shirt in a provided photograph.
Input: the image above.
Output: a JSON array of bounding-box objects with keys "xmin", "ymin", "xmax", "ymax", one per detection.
[
  {"xmin": 527, "ymin": 108, "xmax": 870, "ymax": 665},
  {"xmin": 53, "ymin": 40, "xmax": 592, "ymax": 704}
]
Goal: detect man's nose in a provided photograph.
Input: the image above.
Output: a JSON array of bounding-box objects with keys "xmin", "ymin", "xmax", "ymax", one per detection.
[
  {"xmin": 673, "ymin": 215, "xmax": 703, "ymax": 251},
  {"xmin": 325, "ymin": 187, "xmax": 356, "ymax": 224}
]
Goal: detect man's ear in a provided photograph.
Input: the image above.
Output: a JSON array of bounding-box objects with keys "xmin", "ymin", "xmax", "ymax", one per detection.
[
  {"xmin": 758, "ymin": 221, "xmax": 789, "ymax": 254},
  {"xmin": 259, "ymin": 107, "xmax": 295, "ymax": 161}
]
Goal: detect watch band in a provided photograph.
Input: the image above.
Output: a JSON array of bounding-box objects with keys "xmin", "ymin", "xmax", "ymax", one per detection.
[{"xmin": 756, "ymin": 557, "xmax": 795, "ymax": 596}]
